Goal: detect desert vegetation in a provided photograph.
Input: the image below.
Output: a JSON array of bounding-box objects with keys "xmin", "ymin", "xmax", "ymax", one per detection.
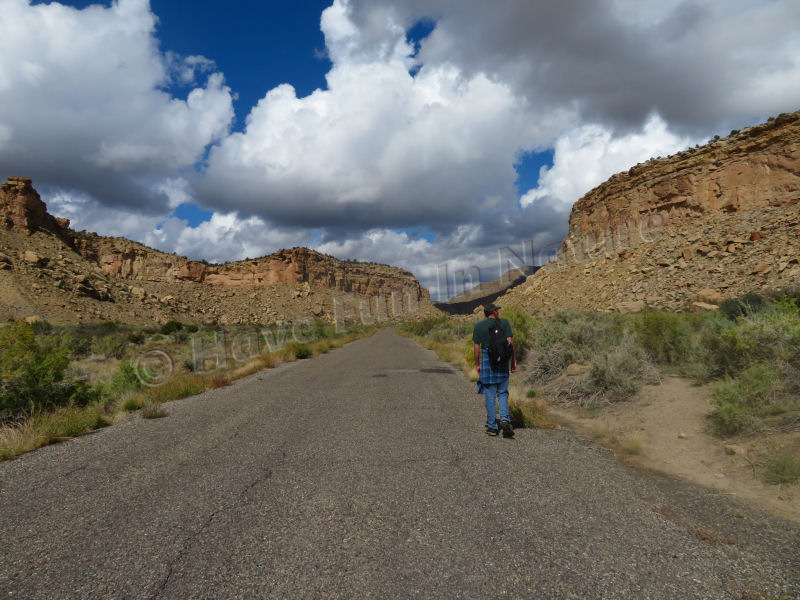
[
  {"xmin": 0, "ymin": 317, "xmax": 376, "ymax": 460},
  {"xmin": 402, "ymin": 291, "xmax": 800, "ymax": 449}
]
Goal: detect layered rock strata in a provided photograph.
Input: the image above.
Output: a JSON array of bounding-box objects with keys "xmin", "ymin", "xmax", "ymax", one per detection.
[
  {"xmin": 0, "ymin": 177, "xmax": 73, "ymax": 245},
  {"xmin": 0, "ymin": 178, "xmax": 431, "ymax": 324},
  {"xmin": 501, "ymin": 111, "xmax": 800, "ymax": 314},
  {"xmin": 560, "ymin": 111, "xmax": 800, "ymax": 265}
]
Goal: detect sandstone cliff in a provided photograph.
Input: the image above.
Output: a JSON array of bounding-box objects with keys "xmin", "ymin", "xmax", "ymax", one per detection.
[
  {"xmin": 0, "ymin": 178, "xmax": 431, "ymax": 325},
  {"xmin": 75, "ymin": 235, "xmax": 421, "ymax": 298},
  {"xmin": 0, "ymin": 177, "xmax": 73, "ymax": 246},
  {"xmin": 561, "ymin": 112, "xmax": 800, "ymax": 264},
  {"xmin": 502, "ymin": 110, "xmax": 800, "ymax": 314}
]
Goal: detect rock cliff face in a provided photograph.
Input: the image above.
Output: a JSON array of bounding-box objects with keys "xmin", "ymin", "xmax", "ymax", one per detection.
[
  {"xmin": 75, "ymin": 236, "xmax": 424, "ymax": 299},
  {"xmin": 0, "ymin": 177, "xmax": 72, "ymax": 245},
  {"xmin": 561, "ymin": 111, "xmax": 800, "ymax": 264},
  {"xmin": 0, "ymin": 178, "xmax": 431, "ymax": 325},
  {"xmin": 502, "ymin": 110, "xmax": 800, "ymax": 314}
]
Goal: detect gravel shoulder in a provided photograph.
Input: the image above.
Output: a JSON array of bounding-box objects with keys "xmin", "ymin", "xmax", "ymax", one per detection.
[{"xmin": 1, "ymin": 329, "xmax": 798, "ymax": 599}]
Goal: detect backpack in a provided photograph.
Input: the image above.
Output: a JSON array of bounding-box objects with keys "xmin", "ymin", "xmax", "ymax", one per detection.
[{"xmin": 487, "ymin": 318, "xmax": 513, "ymax": 367}]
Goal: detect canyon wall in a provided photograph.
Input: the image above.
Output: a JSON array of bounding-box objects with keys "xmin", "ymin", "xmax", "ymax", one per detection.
[
  {"xmin": 559, "ymin": 111, "xmax": 800, "ymax": 265},
  {"xmin": 0, "ymin": 177, "xmax": 430, "ymax": 324},
  {"xmin": 73, "ymin": 236, "xmax": 427, "ymax": 301}
]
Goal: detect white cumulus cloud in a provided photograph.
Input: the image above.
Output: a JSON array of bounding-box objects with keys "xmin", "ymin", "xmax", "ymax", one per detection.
[
  {"xmin": 521, "ymin": 115, "xmax": 698, "ymax": 208},
  {"xmin": 195, "ymin": 0, "xmax": 558, "ymax": 232},
  {"xmin": 0, "ymin": 0, "xmax": 234, "ymax": 212}
]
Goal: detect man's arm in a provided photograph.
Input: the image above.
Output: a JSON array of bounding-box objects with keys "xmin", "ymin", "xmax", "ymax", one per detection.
[
  {"xmin": 508, "ymin": 337, "xmax": 517, "ymax": 372},
  {"xmin": 473, "ymin": 342, "xmax": 481, "ymax": 373}
]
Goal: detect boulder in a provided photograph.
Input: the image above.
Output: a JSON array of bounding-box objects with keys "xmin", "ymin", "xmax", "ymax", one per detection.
[
  {"xmin": 616, "ymin": 300, "xmax": 646, "ymax": 314},
  {"xmin": 694, "ymin": 288, "xmax": 724, "ymax": 306},
  {"xmin": 691, "ymin": 302, "xmax": 720, "ymax": 312}
]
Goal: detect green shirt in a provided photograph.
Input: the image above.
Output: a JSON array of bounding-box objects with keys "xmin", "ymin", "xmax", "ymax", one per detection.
[{"xmin": 472, "ymin": 317, "xmax": 513, "ymax": 349}]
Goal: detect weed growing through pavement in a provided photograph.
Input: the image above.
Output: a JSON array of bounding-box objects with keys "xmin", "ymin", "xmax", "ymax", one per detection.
[{"xmin": 141, "ymin": 403, "xmax": 167, "ymax": 419}]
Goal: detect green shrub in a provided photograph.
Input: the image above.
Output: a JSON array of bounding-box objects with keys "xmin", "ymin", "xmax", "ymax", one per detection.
[
  {"xmin": 185, "ymin": 324, "xmax": 199, "ymax": 334},
  {"xmin": 720, "ymin": 292, "xmax": 767, "ymax": 320},
  {"xmin": 702, "ymin": 300, "xmax": 800, "ymax": 378},
  {"xmin": 502, "ymin": 306, "xmax": 535, "ymax": 359},
  {"xmin": 285, "ymin": 342, "xmax": 312, "ymax": 359},
  {"xmin": 0, "ymin": 323, "xmax": 87, "ymax": 417},
  {"xmin": 764, "ymin": 454, "xmax": 800, "ymax": 484},
  {"xmin": 67, "ymin": 335, "xmax": 92, "ymax": 358},
  {"xmin": 107, "ymin": 361, "xmax": 141, "ymax": 395},
  {"xmin": 122, "ymin": 395, "xmax": 144, "ymax": 412},
  {"xmin": 90, "ymin": 334, "xmax": 127, "ymax": 359},
  {"xmin": 585, "ymin": 335, "xmax": 658, "ymax": 402},
  {"xmin": 562, "ymin": 313, "xmax": 620, "ymax": 354},
  {"xmin": 634, "ymin": 310, "xmax": 692, "ymax": 364},
  {"xmin": 313, "ymin": 318, "xmax": 335, "ymax": 340},
  {"xmin": 160, "ymin": 320, "xmax": 184, "ymax": 335},
  {"xmin": 30, "ymin": 320, "xmax": 53, "ymax": 335},
  {"xmin": 708, "ymin": 395, "xmax": 753, "ymax": 436},
  {"xmin": 401, "ymin": 315, "xmax": 449, "ymax": 337},
  {"xmin": 723, "ymin": 293, "xmax": 767, "ymax": 319},
  {"xmin": 127, "ymin": 331, "xmax": 145, "ymax": 345},
  {"xmin": 709, "ymin": 363, "xmax": 778, "ymax": 436}
]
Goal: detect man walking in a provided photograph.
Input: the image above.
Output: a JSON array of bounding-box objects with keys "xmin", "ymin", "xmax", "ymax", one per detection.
[{"xmin": 473, "ymin": 303, "xmax": 517, "ymax": 437}]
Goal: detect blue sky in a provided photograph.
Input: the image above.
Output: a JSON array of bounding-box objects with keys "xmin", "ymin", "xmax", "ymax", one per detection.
[{"xmin": 5, "ymin": 1, "xmax": 800, "ymax": 298}]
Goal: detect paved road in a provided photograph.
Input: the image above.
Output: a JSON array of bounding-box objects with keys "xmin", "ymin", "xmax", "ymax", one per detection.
[{"xmin": 1, "ymin": 329, "xmax": 798, "ymax": 599}]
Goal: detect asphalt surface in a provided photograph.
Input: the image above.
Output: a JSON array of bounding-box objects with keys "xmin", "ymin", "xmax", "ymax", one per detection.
[{"xmin": 0, "ymin": 329, "xmax": 798, "ymax": 599}]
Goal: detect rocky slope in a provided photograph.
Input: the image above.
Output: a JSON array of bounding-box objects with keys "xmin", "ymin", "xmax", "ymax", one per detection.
[
  {"xmin": 436, "ymin": 266, "xmax": 536, "ymax": 315},
  {"xmin": 502, "ymin": 111, "xmax": 800, "ymax": 313},
  {"xmin": 0, "ymin": 178, "xmax": 432, "ymax": 325}
]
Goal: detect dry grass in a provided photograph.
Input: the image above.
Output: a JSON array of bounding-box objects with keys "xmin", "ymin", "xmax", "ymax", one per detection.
[
  {"xmin": 0, "ymin": 405, "xmax": 108, "ymax": 460},
  {"xmin": 141, "ymin": 403, "xmax": 167, "ymax": 419},
  {"xmin": 231, "ymin": 353, "xmax": 275, "ymax": 379},
  {"xmin": 143, "ymin": 374, "xmax": 210, "ymax": 404},
  {"xmin": 622, "ymin": 435, "xmax": 643, "ymax": 455},
  {"xmin": 509, "ymin": 397, "xmax": 553, "ymax": 429},
  {"xmin": 210, "ymin": 374, "xmax": 232, "ymax": 389}
]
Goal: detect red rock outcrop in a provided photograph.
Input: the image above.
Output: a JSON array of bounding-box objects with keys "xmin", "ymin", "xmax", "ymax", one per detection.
[
  {"xmin": 0, "ymin": 177, "xmax": 431, "ymax": 324},
  {"xmin": 74, "ymin": 235, "xmax": 427, "ymax": 300},
  {"xmin": 0, "ymin": 177, "xmax": 73, "ymax": 245},
  {"xmin": 501, "ymin": 110, "xmax": 800, "ymax": 314},
  {"xmin": 560, "ymin": 111, "xmax": 800, "ymax": 264}
]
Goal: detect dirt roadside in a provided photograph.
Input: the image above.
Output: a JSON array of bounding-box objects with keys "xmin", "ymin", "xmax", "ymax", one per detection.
[{"xmin": 525, "ymin": 376, "xmax": 800, "ymax": 523}]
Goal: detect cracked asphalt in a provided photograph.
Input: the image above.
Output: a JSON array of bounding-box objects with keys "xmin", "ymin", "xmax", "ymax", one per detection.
[{"xmin": 0, "ymin": 329, "xmax": 798, "ymax": 599}]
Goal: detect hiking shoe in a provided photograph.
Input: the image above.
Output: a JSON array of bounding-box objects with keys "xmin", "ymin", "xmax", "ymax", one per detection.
[
  {"xmin": 485, "ymin": 427, "xmax": 499, "ymax": 436},
  {"xmin": 499, "ymin": 420, "xmax": 514, "ymax": 438}
]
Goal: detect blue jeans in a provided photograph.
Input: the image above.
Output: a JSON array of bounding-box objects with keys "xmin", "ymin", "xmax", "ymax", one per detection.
[{"xmin": 483, "ymin": 377, "xmax": 510, "ymax": 430}]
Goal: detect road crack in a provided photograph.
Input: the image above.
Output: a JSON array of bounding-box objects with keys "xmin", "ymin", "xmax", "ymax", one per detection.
[{"xmin": 150, "ymin": 467, "xmax": 273, "ymax": 599}]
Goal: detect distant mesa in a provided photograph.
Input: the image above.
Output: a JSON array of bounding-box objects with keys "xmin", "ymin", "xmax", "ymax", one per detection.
[
  {"xmin": 435, "ymin": 266, "xmax": 537, "ymax": 315},
  {"xmin": 0, "ymin": 178, "xmax": 434, "ymax": 325}
]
